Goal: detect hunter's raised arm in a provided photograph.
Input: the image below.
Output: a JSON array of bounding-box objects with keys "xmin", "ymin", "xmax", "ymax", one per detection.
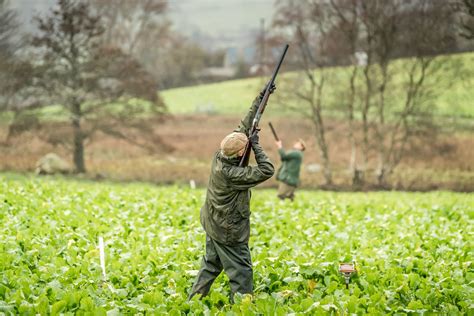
[{"xmin": 234, "ymin": 96, "xmax": 260, "ymax": 136}]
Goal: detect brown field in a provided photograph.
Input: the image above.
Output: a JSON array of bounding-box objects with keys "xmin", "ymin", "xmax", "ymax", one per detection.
[{"xmin": 0, "ymin": 114, "xmax": 473, "ymax": 191}]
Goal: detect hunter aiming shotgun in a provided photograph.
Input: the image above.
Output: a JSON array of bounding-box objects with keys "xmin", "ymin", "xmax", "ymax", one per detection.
[
  {"xmin": 272, "ymin": 119, "xmax": 306, "ymax": 201},
  {"xmin": 239, "ymin": 44, "xmax": 289, "ymax": 167},
  {"xmin": 268, "ymin": 122, "xmax": 280, "ymax": 141},
  {"xmin": 189, "ymin": 48, "xmax": 279, "ymax": 301}
]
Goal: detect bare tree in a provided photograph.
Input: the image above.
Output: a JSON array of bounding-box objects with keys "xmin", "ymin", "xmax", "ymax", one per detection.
[
  {"xmin": 324, "ymin": 0, "xmax": 459, "ymax": 186},
  {"xmin": 0, "ymin": 59, "xmax": 44, "ymax": 143},
  {"xmin": 89, "ymin": 0, "xmax": 176, "ymax": 87},
  {"xmin": 89, "ymin": 0, "xmax": 223, "ymax": 89},
  {"xmin": 90, "ymin": 0, "xmax": 169, "ymax": 56},
  {"xmin": 0, "ymin": 0, "xmax": 18, "ymax": 57},
  {"xmin": 272, "ymin": 0, "xmax": 461, "ymax": 188},
  {"xmin": 32, "ymin": 0, "xmax": 165, "ymax": 173},
  {"xmin": 0, "ymin": 0, "xmax": 19, "ymax": 105},
  {"xmin": 151, "ymin": 33, "xmax": 208, "ymax": 88},
  {"xmin": 0, "ymin": 0, "xmax": 42, "ymax": 143},
  {"xmin": 0, "ymin": 0, "xmax": 19, "ymax": 116},
  {"xmin": 328, "ymin": 0, "xmax": 362, "ymax": 186},
  {"xmin": 374, "ymin": 1, "xmax": 456, "ymax": 184},
  {"xmin": 326, "ymin": 0, "xmax": 454, "ymax": 185},
  {"xmin": 274, "ymin": 0, "xmax": 333, "ymax": 185},
  {"xmin": 356, "ymin": 1, "xmax": 399, "ymax": 185}
]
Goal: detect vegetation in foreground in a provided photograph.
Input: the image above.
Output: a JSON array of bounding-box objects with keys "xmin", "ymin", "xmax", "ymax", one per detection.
[{"xmin": 0, "ymin": 174, "xmax": 472, "ymax": 314}]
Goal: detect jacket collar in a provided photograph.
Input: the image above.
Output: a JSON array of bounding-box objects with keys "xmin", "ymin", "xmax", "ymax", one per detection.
[{"xmin": 217, "ymin": 151, "xmax": 240, "ymax": 166}]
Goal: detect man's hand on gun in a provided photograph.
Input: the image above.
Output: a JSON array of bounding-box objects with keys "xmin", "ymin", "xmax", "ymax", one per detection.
[
  {"xmin": 259, "ymin": 83, "xmax": 276, "ymax": 100},
  {"xmin": 249, "ymin": 128, "xmax": 260, "ymax": 146},
  {"xmin": 249, "ymin": 132, "xmax": 259, "ymax": 145},
  {"xmin": 275, "ymin": 140, "xmax": 282, "ymax": 149}
]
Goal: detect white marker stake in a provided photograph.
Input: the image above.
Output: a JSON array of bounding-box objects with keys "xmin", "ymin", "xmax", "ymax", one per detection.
[
  {"xmin": 99, "ymin": 236, "xmax": 107, "ymax": 280},
  {"xmin": 190, "ymin": 179, "xmax": 196, "ymax": 189}
]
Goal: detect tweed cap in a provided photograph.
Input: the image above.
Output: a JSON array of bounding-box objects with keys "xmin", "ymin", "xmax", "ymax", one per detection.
[{"xmin": 220, "ymin": 132, "xmax": 248, "ymax": 158}]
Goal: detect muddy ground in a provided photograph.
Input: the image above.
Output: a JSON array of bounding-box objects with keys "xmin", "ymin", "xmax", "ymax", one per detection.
[{"xmin": 1, "ymin": 115, "xmax": 473, "ymax": 191}]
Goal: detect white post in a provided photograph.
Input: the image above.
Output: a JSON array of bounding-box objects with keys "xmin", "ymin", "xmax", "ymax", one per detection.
[{"xmin": 98, "ymin": 236, "xmax": 107, "ymax": 280}]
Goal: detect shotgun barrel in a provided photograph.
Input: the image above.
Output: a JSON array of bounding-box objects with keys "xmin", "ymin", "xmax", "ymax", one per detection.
[
  {"xmin": 268, "ymin": 122, "xmax": 279, "ymax": 141},
  {"xmin": 239, "ymin": 44, "xmax": 289, "ymax": 167}
]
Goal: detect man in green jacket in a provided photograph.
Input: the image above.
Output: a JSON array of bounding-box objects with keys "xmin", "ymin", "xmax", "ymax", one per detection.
[
  {"xmin": 189, "ymin": 88, "xmax": 275, "ymax": 301},
  {"xmin": 275, "ymin": 139, "xmax": 305, "ymax": 201}
]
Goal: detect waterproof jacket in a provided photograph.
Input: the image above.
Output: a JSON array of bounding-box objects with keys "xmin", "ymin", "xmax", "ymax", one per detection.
[
  {"xmin": 200, "ymin": 97, "xmax": 275, "ymax": 246},
  {"xmin": 276, "ymin": 149, "xmax": 303, "ymax": 187}
]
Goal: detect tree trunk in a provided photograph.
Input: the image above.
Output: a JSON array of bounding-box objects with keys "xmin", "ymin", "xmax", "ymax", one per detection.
[
  {"xmin": 320, "ymin": 141, "xmax": 332, "ymax": 185},
  {"xmin": 361, "ymin": 65, "xmax": 371, "ymax": 179},
  {"xmin": 375, "ymin": 63, "xmax": 389, "ymax": 186},
  {"xmin": 71, "ymin": 99, "xmax": 85, "ymax": 173},
  {"xmin": 312, "ymin": 114, "xmax": 332, "ymax": 186},
  {"xmin": 347, "ymin": 65, "xmax": 361, "ymax": 187},
  {"xmin": 5, "ymin": 110, "xmax": 20, "ymax": 144},
  {"xmin": 312, "ymin": 77, "xmax": 332, "ymax": 186},
  {"xmin": 361, "ymin": 115, "xmax": 369, "ymax": 175}
]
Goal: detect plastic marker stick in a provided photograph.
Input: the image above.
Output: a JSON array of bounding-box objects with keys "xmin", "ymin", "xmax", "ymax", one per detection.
[{"xmin": 99, "ymin": 236, "xmax": 107, "ymax": 280}]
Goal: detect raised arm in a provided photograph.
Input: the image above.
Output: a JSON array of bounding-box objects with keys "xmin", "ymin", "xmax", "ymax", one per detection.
[
  {"xmin": 234, "ymin": 96, "xmax": 260, "ymax": 136},
  {"xmin": 234, "ymin": 84, "xmax": 276, "ymax": 136}
]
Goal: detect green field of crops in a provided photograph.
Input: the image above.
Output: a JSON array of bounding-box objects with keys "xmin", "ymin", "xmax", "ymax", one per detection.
[{"xmin": 0, "ymin": 174, "xmax": 473, "ymax": 314}]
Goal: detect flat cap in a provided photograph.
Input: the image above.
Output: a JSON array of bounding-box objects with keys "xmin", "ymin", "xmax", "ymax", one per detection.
[{"xmin": 220, "ymin": 132, "xmax": 248, "ymax": 158}]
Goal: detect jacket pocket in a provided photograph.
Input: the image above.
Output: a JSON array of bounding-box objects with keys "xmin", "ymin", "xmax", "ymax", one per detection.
[{"xmin": 236, "ymin": 191, "xmax": 250, "ymax": 219}]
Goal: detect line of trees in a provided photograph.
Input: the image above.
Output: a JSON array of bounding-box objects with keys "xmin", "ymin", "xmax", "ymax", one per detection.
[
  {"xmin": 1, "ymin": 0, "xmax": 472, "ymax": 183},
  {"xmin": 0, "ymin": 0, "xmax": 233, "ymax": 174},
  {"xmin": 0, "ymin": 0, "xmax": 171, "ymax": 173},
  {"xmin": 87, "ymin": 0, "xmax": 226, "ymax": 89},
  {"xmin": 272, "ymin": 0, "xmax": 470, "ymax": 187}
]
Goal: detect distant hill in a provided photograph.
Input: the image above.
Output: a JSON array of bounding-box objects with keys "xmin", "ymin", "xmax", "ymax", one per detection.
[{"xmin": 161, "ymin": 52, "xmax": 474, "ymax": 122}]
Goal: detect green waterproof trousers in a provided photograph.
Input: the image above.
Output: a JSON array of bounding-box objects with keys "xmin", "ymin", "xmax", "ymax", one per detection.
[{"xmin": 189, "ymin": 235, "xmax": 253, "ymax": 301}]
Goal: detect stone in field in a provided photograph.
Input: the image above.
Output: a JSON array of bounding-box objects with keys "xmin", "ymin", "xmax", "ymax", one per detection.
[{"xmin": 35, "ymin": 153, "xmax": 70, "ymax": 175}]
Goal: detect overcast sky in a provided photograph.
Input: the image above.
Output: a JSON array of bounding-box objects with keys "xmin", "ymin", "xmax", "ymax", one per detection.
[{"xmin": 10, "ymin": 0, "xmax": 275, "ymax": 46}]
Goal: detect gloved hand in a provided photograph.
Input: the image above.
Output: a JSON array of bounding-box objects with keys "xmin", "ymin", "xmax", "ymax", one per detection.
[
  {"xmin": 259, "ymin": 83, "xmax": 276, "ymax": 100},
  {"xmin": 249, "ymin": 130, "xmax": 260, "ymax": 144},
  {"xmin": 268, "ymin": 83, "xmax": 276, "ymax": 94}
]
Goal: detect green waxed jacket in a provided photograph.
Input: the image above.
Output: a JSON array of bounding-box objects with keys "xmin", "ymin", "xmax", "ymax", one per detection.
[
  {"xmin": 200, "ymin": 97, "xmax": 275, "ymax": 246},
  {"xmin": 276, "ymin": 149, "xmax": 303, "ymax": 187}
]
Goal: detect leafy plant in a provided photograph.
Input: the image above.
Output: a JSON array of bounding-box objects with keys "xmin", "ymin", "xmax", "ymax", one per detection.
[{"xmin": 0, "ymin": 174, "xmax": 472, "ymax": 314}]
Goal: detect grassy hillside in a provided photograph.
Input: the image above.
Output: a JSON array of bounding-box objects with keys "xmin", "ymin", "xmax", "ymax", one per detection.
[
  {"xmin": 1, "ymin": 52, "xmax": 471, "ymax": 124},
  {"xmin": 163, "ymin": 76, "xmax": 264, "ymax": 115},
  {"xmin": 162, "ymin": 52, "xmax": 474, "ymax": 119}
]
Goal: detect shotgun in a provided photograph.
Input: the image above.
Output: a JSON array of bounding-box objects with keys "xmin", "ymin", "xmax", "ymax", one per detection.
[
  {"xmin": 268, "ymin": 122, "xmax": 279, "ymax": 141},
  {"xmin": 239, "ymin": 44, "xmax": 289, "ymax": 167}
]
